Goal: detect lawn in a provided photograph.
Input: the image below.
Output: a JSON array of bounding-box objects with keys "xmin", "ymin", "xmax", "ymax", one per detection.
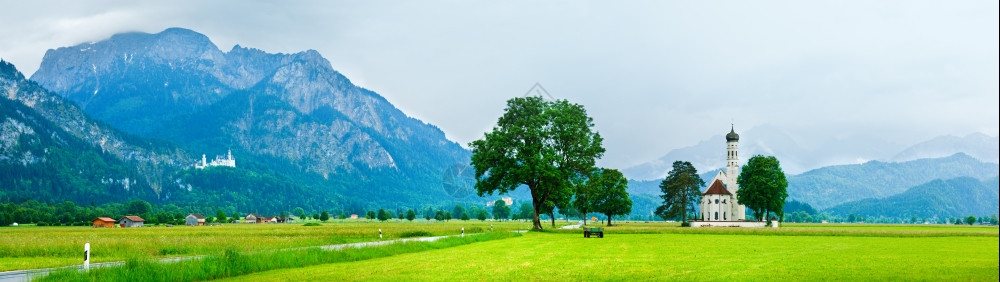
[
  {"xmin": 0, "ymin": 220, "xmax": 537, "ymax": 271},
  {"xmin": 224, "ymin": 226, "xmax": 999, "ymax": 281}
]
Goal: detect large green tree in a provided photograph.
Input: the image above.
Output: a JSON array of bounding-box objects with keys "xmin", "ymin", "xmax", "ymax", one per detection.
[
  {"xmin": 655, "ymin": 161, "xmax": 704, "ymax": 223},
  {"xmin": 492, "ymin": 200, "xmax": 511, "ymax": 221},
  {"xmin": 469, "ymin": 96, "xmax": 605, "ymax": 230},
  {"xmin": 737, "ymin": 155, "xmax": 789, "ymax": 222},
  {"xmin": 571, "ymin": 169, "xmax": 598, "ymax": 225},
  {"xmin": 589, "ymin": 168, "xmax": 632, "ymax": 226}
]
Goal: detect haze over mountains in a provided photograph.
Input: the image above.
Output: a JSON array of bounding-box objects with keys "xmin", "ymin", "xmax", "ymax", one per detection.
[
  {"xmin": 2, "ymin": 27, "xmax": 997, "ymax": 220},
  {"xmin": 624, "ymin": 124, "xmax": 999, "ymax": 181}
]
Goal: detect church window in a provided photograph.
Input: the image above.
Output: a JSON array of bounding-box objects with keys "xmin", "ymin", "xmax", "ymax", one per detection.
[
  {"xmin": 724, "ymin": 212, "xmax": 727, "ymax": 220},
  {"xmin": 715, "ymin": 199, "xmax": 719, "ymax": 204},
  {"xmin": 722, "ymin": 199, "xmax": 726, "ymax": 204},
  {"xmin": 714, "ymin": 212, "xmax": 718, "ymax": 220}
]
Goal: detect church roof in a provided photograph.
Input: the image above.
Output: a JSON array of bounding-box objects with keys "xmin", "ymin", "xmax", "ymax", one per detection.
[
  {"xmin": 726, "ymin": 125, "xmax": 739, "ymax": 142},
  {"xmin": 703, "ymin": 179, "xmax": 732, "ymax": 196}
]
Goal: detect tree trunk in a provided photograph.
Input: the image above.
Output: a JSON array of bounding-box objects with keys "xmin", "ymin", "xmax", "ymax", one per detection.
[
  {"xmin": 550, "ymin": 211, "xmax": 556, "ymax": 227},
  {"xmin": 606, "ymin": 213, "xmax": 612, "ymax": 226},
  {"xmin": 531, "ymin": 203, "xmax": 543, "ymax": 230}
]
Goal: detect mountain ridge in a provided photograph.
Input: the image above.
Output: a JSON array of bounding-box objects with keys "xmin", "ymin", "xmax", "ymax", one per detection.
[{"xmin": 31, "ymin": 27, "xmax": 469, "ymax": 179}]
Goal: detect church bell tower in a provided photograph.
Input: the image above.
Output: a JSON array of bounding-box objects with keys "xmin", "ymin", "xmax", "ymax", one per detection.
[{"xmin": 725, "ymin": 124, "xmax": 745, "ymax": 220}]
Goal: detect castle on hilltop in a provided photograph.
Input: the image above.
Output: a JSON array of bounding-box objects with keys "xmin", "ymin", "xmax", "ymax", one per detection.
[{"xmin": 195, "ymin": 150, "xmax": 236, "ymax": 169}]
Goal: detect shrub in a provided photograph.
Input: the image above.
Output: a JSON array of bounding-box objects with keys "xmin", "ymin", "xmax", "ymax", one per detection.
[
  {"xmin": 680, "ymin": 222, "xmax": 691, "ymax": 227},
  {"xmin": 399, "ymin": 231, "xmax": 433, "ymax": 238},
  {"xmin": 303, "ymin": 223, "xmax": 321, "ymax": 226}
]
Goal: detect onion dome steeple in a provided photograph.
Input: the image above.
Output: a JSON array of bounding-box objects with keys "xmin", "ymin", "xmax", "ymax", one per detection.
[{"xmin": 726, "ymin": 124, "xmax": 739, "ymax": 142}]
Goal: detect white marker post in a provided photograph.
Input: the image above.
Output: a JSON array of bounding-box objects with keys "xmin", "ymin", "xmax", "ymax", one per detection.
[
  {"xmin": 378, "ymin": 228, "xmax": 383, "ymax": 239},
  {"xmin": 83, "ymin": 243, "xmax": 90, "ymax": 271},
  {"xmin": 461, "ymin": 227, "xmax": 465, "ymax": 237}
]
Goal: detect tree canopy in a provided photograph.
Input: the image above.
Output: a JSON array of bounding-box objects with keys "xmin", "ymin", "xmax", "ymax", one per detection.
[
  {"xmin": 589, "ymin": 168, "xmax": 632, "ymax": 226},
  {"xmin": 492, "ymin": 200, "xmax": 511, "ymax": 221},
  {"xmin": 469, "ymin": 96, "xmax": 605, "ymax": 230},
  {"xmin": 655, "ymin": 161, "xmax": 704, "ymax": 223},
  {"xmin": 737, "ymin": 155, "xmax": 789, "ymax": 221}
]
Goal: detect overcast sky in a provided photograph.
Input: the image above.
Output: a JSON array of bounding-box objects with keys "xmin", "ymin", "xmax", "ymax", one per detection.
[{"xmin": 2, "ymin": 1, "xmax": 997, "ymax": 169}]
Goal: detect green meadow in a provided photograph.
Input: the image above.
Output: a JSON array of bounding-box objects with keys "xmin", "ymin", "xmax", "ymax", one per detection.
[
  {"xmin": 5, "ymin": 222, "xmax": 997, "ymax": 281},
  {"xmin": 0, "ymin": 220, "xmax": 529, "ymax": 271},
  {"xmin": 227, "ymin": 226, "xmax": 998, "ymax": 281}
]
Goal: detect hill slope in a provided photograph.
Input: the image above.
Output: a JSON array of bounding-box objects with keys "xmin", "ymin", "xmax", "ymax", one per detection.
[
  {"xmin": 3, "ymin": 60, "xmax": 341, "ymax": 212},
  {"xmin": 890, "ymin": 133, "xmax": 999, "ymax": 163},
  {"xmin": 824, "ymin": 176, "xmax": 999, "ymax": 219},
  {"xmin": 788, "ymin": 153, "xmax": 999, "ymax": 210}
]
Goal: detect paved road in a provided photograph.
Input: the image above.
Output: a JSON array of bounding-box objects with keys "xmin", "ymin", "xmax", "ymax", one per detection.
[
  {"xmin": 0, "ymin": 235, "xmax": 458, "ymax": 282},
  {"xmin": 560, "ymin": 221, "xmax": 584, "ymax": 229}
]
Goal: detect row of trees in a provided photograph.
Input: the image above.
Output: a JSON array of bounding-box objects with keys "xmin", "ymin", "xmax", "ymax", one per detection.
[
  {"xmin": 0, "ymin": 198, "xmax": 535, "ymax": 227},
  {"xmin": 655, "ymin": 155, "xmax": 789, "ymax": 224},
  {"xmin": 469, "ymin": 97, "xmax": 632, "ymax": 229},
  {"xmin": 783, "ymin": 211, "xmax": 1000, "ymax": 225}
]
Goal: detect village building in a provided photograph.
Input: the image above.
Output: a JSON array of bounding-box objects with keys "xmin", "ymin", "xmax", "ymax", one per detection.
[
  {"xmin": 245, "ymin": 213, "xmax": 261, "ymax": 224},
  {"xmin": 119, "ymin": 216, "xmax": 144, "ymax": 228},
  {"xmin": 194, "ymin": 150, "xmax": 236, "ymax": 169},
  {"xmin": 93, "ymin": 217, "xmax": 116, "ymax": 228},
  {"xmin": 185, "ymin": 213, "xmax": 206, "ymax": 226},
  {"xmin": 486, "ymin": 196, "xmax": 514, "ymax": 207}
]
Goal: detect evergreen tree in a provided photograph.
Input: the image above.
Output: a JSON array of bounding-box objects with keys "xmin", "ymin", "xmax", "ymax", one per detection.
[{"xmin": 655, "ymin": 161, "xmax": 704, "ymax": 223}]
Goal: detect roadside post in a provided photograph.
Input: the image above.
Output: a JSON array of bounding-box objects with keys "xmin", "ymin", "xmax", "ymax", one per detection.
[
  {"xmin": 84, "ymin": 243, "xmax": 90, "ymax": 271},
  {"xmin": 461, "ymin": 227, "xmax": 465, "ymax": 237},
  {"xmin": 379, "ymin": 229, "xmax": 383, "ymax": 239}
]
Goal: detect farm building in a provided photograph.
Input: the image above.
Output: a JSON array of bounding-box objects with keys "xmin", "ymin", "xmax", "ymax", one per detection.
[
  {"xmin": 245, "ymin": 213, "xmax": 261, "ymax": 224},
  {"xmin": 119, "ymin": 216, "xmax": 144, "ymax": 228},
  {"xmin": 185, "ymin": 213, "xmax": 206, "ymax": 226},
  {"xmin": 93, "ymin": 217, "xmax": 116, "ymax": 228}
]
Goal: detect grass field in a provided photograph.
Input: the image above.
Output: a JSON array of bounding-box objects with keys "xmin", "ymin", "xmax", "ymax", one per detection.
[
  {"xmin": 225, "ymin": 227, "xmax": 999, "ymax": 281},
  {"xmin": 0, "ymin": 220, "xmax": 535, "ymax": 271},
  {"xmin": 5, "ymin": 221, "xmax": 998, "ymax": 281}
]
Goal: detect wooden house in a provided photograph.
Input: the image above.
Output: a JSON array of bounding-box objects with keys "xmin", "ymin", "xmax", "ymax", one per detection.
[
  {"xmin": 185, "ymin": 213, "xmax": 206, "ymax": 226},
  {"xmin": 119, "ymin": 216, "xmax": 144, "ymax": 228},
  {"xmin": 245, "ymin": 213, "xmax": 261, "ymax": 224},
  {"xmin": 93, "ymin": 217, "xmax": 116, "ymax": 228}
]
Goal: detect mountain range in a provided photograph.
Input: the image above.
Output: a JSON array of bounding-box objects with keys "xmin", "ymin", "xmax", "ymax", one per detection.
[
  {"xmin": 5, "ymin": 28, "xmax": 476, "ymax": 212},
  {"xmin": 825, "ymin": 176, "xmax": 999, "ymax": 219},
  {"xmin": 623, "ymin": 124, "xmax": 998, "ymax": 181},
  {"xmin": 786, "ymin": 153, "xmax": 998, "ymax": 210}
]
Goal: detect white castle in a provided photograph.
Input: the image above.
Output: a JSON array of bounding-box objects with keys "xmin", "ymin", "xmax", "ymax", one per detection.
[
  {"xmin": 195, "ymin": 150, "xmax": 236, "ymax": 169},
  {"xmin": 699, "ymin": 125, "xmax": 747, "ymax": 221}
]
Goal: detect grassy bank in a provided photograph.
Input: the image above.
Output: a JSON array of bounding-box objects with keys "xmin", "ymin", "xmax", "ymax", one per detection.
[
  {"xmin": 40, "ymin": 231, "xmax": 520, "ymax": 281},
  {"xmin": 224, "ymin": 231, "xmax": 999, "ymax": 281}
]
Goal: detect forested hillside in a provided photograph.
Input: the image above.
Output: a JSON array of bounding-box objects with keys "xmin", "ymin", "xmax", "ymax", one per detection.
[{"xmin": 825, "ymin": 176, "xmax": 999, "ymax": 219}]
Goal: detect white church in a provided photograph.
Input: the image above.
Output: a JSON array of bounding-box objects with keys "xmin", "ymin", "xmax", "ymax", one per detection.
[{"xmin": 690, "ymin": 125, "xmax": 774, "ymax": 228}]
